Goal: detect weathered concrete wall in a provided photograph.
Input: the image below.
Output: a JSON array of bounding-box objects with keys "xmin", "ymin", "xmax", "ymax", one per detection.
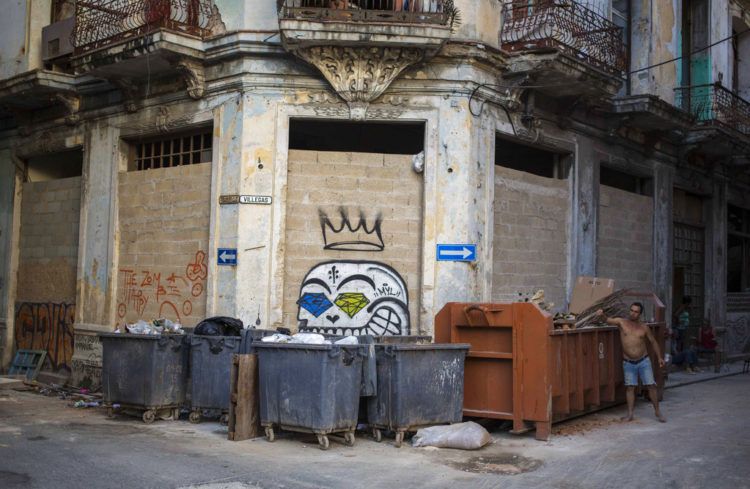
[
  {"xmin": 0, "ymin": 150, "xmax": 20, "ymax": 370},
  {"xmin": 630, "ymin": 0, "xmax": 680, "ymax": 102},
  {"xmin": 491, "ymin": 166, "xmax": 569, "ymax": 310},
  {"xmin": 282, "ymin": 150, "xmax": 422, "ymax": 336},
  {"xmin": 597, "ymin": 185, "xmax": 654, "ymax": 293},
  {"xmin": 0, "ymin": 0, "xmax": 52, "ymax": 79},
  {"xmin": 214, "ymin": 0, "xmax": 277, "ymax": 32},
  {"xmin": 14, "ymin": 176, "xmax": 80, "ymax": 373},
  {"xmin": 454, "ymin": 0, "xmax": 502, "ymax": 48},
  {"xmin": 117, "ymin": 163, "xmax": 211, "ymax": 327}
]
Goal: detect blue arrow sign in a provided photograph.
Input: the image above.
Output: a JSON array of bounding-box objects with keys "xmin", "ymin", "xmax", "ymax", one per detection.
[
  {"xmin": 217, "ymin": 248, "xmax": 237, "ymax": 266},
  {"xmin": 437, "ymin": 244, "xmax": 477, "ymax": 262}
]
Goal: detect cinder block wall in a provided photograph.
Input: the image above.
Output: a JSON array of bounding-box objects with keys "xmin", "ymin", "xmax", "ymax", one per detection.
[
  {"xmin": 597, "ymin": 185, "xmax": 654, "ymax": 293},
  {"xmin": 491, "ymin": 167, "xmax": 569, "ymax": 311},
  {"xmin": 16, "ymin": 177, "xmax": 81, "ymax": 303},
  {"xmin": 117, "ymin": 163, "xmax": 211, "ymax": 327},
  {"xmin": 283, "ymin": 150, "xmax": 423, "ymax": 335}
]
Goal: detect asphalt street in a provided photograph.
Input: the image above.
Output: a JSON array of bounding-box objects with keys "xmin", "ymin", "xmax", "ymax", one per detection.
[{"xmin": 1, "ymin": 373, "xmax": 748, "ymax": 489}]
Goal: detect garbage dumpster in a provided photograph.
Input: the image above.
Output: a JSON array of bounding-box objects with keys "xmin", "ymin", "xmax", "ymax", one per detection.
[
  {"xmin": 239, "ymin": 328, "xmax": 278, "ymax": 354},
  {"xmin": 100, "ymin": 333, "xmax": 188, "ymax": 423},
  {"xmin": 254, "ymin": 342, "xmax": 365, "ymax": 450},
  {"xmin": 188, "ymin": 335, "xmax": 241, "ymax": 424},
  {"xmin": 367, "ymin": 343, "xmax": 470, "ymax": 447},
  {"xmin": 434, "ymin": 292, "xmax": 667, "ymax": 440}
]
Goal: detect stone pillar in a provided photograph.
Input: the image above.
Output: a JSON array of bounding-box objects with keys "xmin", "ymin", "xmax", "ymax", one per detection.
[
  {"xmin": 70, "ymin": 122, "xmax": 120, "ymax": 388},
  {"xmin": 706, "ymin": 178, "xmax": 727, "ymax": 335},
  {"xmin": 0, "ymin": 149, "xmax": 20, "ymax": 369},
  {"xmin": 652, "ymin": 162, "xmax": 674, "ymax": 324},
  {"xmin": 570, "ymin": 136, "xmax": 599, "ymax": 294}
]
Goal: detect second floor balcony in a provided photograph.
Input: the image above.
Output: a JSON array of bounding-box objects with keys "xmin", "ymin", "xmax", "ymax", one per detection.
[{"xmin": 500, "ymin": 0, "xmax": 625, "ymax": 97}]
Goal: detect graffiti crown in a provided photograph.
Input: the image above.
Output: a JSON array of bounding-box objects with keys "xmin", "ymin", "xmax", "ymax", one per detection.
[{"xmin": 319, "ymin": 207, "xmax": 385, "ymax": 252}]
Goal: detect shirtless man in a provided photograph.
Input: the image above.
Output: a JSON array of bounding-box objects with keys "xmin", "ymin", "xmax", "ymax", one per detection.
[{"xmin": 597, "ymin": 302, "xmax": 666, "ymax": 423}]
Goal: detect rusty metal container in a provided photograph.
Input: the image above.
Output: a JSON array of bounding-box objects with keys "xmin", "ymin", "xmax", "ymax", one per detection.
[{"xmin": 434, "ymin": 293, "xmax": 667, "ymax": 440}]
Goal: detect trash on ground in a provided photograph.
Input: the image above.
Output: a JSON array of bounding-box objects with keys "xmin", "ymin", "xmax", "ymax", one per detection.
[
  {"xmin": 74, "ymin": 400, "xmax": 100, "ymax": 408},
  {"xmin": 194, "ymin": 316, "xmax": 244, "ymax": 336},
  {"xmin": 412, "ymin": 421, "xmax": 492, "ymax": 450},
  {"xmin": 261, "ymin": 333, "xmax": 292, "ymax": 343},
  {"xmin": 290, "ymin": 333, "xmax": 329, "ymax": 344}
]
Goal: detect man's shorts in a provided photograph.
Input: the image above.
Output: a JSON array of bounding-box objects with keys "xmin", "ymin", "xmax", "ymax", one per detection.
[{"xmin": 623, "ymin": 356, "xmax": 656, "ymax": 386}]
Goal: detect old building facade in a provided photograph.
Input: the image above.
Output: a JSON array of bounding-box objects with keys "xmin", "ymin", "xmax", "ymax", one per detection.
[{"xmin": 0, "ymin": 0, "xmax": 749, "ymax": 386}]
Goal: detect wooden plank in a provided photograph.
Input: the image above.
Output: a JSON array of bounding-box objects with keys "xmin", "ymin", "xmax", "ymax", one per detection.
[{"xmin": 227, "ymin": 354, "xmax": 261, "ymax": 441}]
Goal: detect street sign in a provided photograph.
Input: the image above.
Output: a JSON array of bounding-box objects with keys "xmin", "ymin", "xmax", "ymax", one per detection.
[
  {"xmin": 436, "ymin": 244, "xmax": 477, "ymax": 262},
  {"xmin": 219, "ymin": 194, "xmax": 272, "ymax": 205},
  {"xmin": 217, "ymin": 248, "xmax": 238, "ymax": 266}
]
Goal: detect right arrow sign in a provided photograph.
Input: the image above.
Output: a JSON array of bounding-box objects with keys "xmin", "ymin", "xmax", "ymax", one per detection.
[{"xmin": 436, "ymin": 244, "xmax": 477, "ymax": 262}]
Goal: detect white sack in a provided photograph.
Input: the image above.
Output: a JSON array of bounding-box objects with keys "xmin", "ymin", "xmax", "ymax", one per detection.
[{"xmin": 411, "ymin": 421, "xmax": 492, "ymax": 450}]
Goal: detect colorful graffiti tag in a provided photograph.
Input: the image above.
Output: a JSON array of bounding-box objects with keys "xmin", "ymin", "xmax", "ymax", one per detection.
[
  {"xmin": 14, "ymin": 302, "xmax": 76, "ymax": 372},
  {"xmin": 297, "ymin": 260, "xmax": 409, "ymax": 336},
  {"xmin": 117, "ymin": 250, "xmax": 207, "ymax": 324}
]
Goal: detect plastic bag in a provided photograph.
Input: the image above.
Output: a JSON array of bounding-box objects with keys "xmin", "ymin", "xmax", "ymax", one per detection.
[
  {"xmin": 194, "ymin": 316, "xmax": 244, "ymax": 336},
  {"xmin": 411, "ymin": 421, "xmax": 492, "ymax": 450},
  {"xmin": 334, "ymin": 336, "xmax": 359, "ymax": 345},
  {"xmin": 126, "ymin": 320, "xmax": 159, "ymax": 335},
  {"xmin": 261, "ymin": 333, "xmax": 292, "ymax": 343},
  {"xmin": 290, "ymin": 333, "xmax": 328, "ymax": 344}
]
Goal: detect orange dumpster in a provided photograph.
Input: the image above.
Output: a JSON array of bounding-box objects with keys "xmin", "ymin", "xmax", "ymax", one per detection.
[{"xmin": 434, "ymin": 293, "xmax": 667, "ymax": 440}]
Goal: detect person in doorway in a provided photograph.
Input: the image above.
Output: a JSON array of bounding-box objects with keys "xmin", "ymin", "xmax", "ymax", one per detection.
[
  {"xmin": 597, "ymin": 302, "xmax": 666, "ymax": 423},
  {"xmin": 673, "ymin": 296, "xmax": 692, "ymax": 352}
]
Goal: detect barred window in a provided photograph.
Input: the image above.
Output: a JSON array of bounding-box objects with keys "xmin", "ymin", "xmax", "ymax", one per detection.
[{"xmin": 132, "ymin": 130, "xmax": 212, "ymax": 171}]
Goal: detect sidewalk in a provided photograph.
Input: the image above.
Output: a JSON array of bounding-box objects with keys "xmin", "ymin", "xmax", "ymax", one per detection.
[{"xmin": 665, "ymin": 360, "xmax": 748, "ymax": 389}]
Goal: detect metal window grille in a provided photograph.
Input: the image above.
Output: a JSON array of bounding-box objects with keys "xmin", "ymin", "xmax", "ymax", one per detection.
[{"xmin": 133, "ymin": 130, "xmax": 212, "ymax": 171}]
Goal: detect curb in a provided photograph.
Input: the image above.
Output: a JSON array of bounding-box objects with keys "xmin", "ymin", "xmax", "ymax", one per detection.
[{"xmin": 665, "ymin": 370, "xmax": 746, "ymax": 390}]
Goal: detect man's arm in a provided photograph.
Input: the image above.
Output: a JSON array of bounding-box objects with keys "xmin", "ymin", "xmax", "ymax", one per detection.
[
  {"xmin": 645, "ymin": 327, "xmax": 665, "ymax": 368},
  {"xmin": 596, "ymin": 309, "xmax": 621, "ymax": 326}
]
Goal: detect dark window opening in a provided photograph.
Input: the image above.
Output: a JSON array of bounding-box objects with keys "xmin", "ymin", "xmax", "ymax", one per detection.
[
  {"xmin": 25, "ymin": 149, "xmax": 83, "ymax": 181},
  {"xmin": 728, "ymin": 205, "xmax": 750, "ymax": 293},
  {"xmin": 129, "ymin": 128, "xmax": 212, "ymax": 171},
  {"xmin": 289, "ymin": 120, "xmax": 424, "ymax": 154},
  {"xmin": 600, "ymin": 166, "xmax": 650, "ymax": 195},
  {"xmin": 494, "ymin": 136, "xmax": 568, "ymax": 179}
]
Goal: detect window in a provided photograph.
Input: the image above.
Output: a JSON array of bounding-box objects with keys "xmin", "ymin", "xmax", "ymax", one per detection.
[
  {"xmin": 728, "ymin": 205, "xmax": 750, "ymax": 292},
  {"xmin": 599, "ymin": 165, "xmax": 651, "ymax": 194},
  {"xmin": 131, "ymin": 129, "xmax": 212, "ymax": 171},
  {"xmin": 495, "ymin": 136, "xmax": 569, "ymax": 179},
  {"xmin": 289, "ymin": 120, "xmax": 424, "ymax": 154}
]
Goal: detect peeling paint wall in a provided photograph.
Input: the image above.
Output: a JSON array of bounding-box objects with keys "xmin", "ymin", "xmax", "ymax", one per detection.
[
  {"xmin": 0, "ymin": 0, "xmax": 52, "ymax": 79},
  {"xmin": 630, "ymin": 0, "xmax": 681, "ymax": 101},
  {"xmin": 0, "ymin": 150, "xmax": 18, "ymax": 369}
]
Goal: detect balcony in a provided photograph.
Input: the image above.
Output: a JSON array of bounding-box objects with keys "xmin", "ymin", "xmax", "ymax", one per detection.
[
  {"xmin": 278, "ymin": 0, "xmax": 454, "ymax": 118},
  {"xmin": 675, "ymin": 83, "xmax": 750, "ymax": 156},
  {"xmin": 500, "ymin": 0, "xmax": 625, "ymax": 98},
  {"xmin": 69, "ymin": 0, "xmax": 213, "ymax": 100}
]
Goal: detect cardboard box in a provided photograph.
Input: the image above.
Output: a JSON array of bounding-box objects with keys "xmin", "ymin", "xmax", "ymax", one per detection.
[{"xmin": 569, "ymin": 276, "xmax": 615, "ymax": 314}]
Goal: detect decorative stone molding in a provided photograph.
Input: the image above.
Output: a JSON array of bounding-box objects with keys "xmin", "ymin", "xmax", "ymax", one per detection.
[
  {"xmin": 112, "ymin": 78, "xmax": 140, "ymax": 113},
  {"xmin": 295, "ymin": 46, "xmax": 423, "ymax": 120},
  {"xmin": 174, "ymin": 58, "xmax": 206, "ymax": 100}
]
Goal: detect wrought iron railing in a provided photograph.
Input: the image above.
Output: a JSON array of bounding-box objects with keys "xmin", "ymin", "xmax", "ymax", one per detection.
[
  {"xmin": 500, "ymin": 0, "xmax": 626, "ymax": 74},
  {"xmin": 280, "ymin": 0, "xmax": 449, "ymax": 25},
  {"xmin": 72, "ymin": 0, "xmax": 213, "ymax": 54},
  {"xmin": 674, "ymin": 83, "xmax": 750, "ymax": 136}
]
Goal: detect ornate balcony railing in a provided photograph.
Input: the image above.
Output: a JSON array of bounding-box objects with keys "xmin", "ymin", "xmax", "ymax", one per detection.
[
  {"xmin": 280, "ymin": 0, "xmax": 449, "ymax": 25},
  {"xmin": 675, "ymin": 83, "xmax": 750, "ymax": 137},
  {"xmin": 500, "ymin": 0, "xmax": 626, "ymax": 75},
  {"xmin": 72, "ymin": 0, "xmax": 213, "ymax": 54}
]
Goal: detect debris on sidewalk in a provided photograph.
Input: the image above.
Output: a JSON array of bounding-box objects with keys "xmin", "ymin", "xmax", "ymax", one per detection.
[
  {"xmin": 123, "ymin": 318, "xmax": 185, "ymax": 335},
  {"xmin": 412, "ymin": 421, "xmax": 492, "ymax": 450}
]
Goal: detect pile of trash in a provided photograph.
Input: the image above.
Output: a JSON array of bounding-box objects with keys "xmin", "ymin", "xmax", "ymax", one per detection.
[
  {"xmin": 119, "ymin": 318, "xmax": 185, "ymax": 335},
  {"xmin": 261, "ymin": 332, "xmax": 359, "ymax": 345}
]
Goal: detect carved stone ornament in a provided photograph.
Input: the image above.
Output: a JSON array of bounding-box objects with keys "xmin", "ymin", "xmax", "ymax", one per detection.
[
  {"xmin": 50, "ymin": 92, "xmax": 81, "ymax": 125},
  {"xmin": 111, "ymin": 78, "xmax": 139, "ymax": 113},
  {"xmin": 295, "ymin": 46, "xmax": 423, "ymax": 120},
  {"xmin": 174, "ymin": 58, "xmax": 206, "ymax": 100}
]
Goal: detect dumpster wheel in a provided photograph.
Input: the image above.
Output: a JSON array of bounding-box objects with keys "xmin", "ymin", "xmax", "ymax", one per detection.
[
  {"xmin": 344, "ymin": 431, "xmax": 355, "ymax": 447},
  {"xmin": 219, "ymin": 414, "xmax": 229, "ymax": 425},
  {"xmin": 394, "ymin": 431, "xmax": 405, "ymax": 448},
  {"xmin": 265, "ymin": 427, "xmax": 275, "ymax": 442},
  {"xmin": 142, "ymin": 410, "xmax": 156, "ymax": 424},
  {"xmin": 106, "ymin": 407, "xmax": 115, "ymax": 419},
  {"xmin": 188, "ymin": 411, "xmax": 201, "ymax": 424},
  {"xmin": 316, "ymin": 434, "xmax": 330, "ymax": 450},
  {"xmin": 372, "ymin": 428, "xmax": 382, "ymax": 442}
]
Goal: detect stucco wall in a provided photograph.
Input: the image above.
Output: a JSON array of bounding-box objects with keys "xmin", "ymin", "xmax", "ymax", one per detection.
[
  {"xmin": 117, "ymin": 163, "xmax": 211, "ymax": 327},
  {"xmin": 282, "ymin": 150, "xmax": 423, "ymax": 336},
  {"xmin": 491, "ymin": 166, "xmax": 569, "ymax": 311},
  {"xmin": 597, "ymin": 185, "xmax": 653, "ymax": 292}
]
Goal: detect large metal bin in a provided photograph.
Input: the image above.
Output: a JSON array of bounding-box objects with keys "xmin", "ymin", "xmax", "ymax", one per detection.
[
  {"xmin": 254, "ymin": 342, "xmax": 365, "ymax": 450},
  {"xmin": 188, "ymin": 335, "xmax": 241, "ymax": 423},
  {"xmin": 100, "ymin": 333, "xmax": 189, "ymax": 423},
  {"xmin": 239, "ymin": 328, "xmax": 277, "ymax": 354},
  {"xmin": 367, "ymin": 343, "xmax": 470, "ymax": 447},
  {"xmin": 435, "ymin": 293, "xmax": 667, "ymax": 440}
]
